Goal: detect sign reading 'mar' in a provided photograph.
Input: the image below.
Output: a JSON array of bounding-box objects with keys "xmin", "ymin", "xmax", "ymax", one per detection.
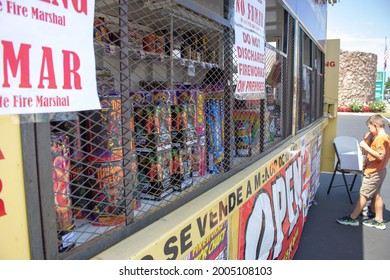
[{"xmin": 0, "ymin": 0, "xmax": 100, "ymax": 115}]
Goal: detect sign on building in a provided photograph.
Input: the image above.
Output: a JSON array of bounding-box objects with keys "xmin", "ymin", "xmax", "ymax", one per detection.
[{"xmin": 0, "ymin": 0, "xmax": 101, "ymax": 115}]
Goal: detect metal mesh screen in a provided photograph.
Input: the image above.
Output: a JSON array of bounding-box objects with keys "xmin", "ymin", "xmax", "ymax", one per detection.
[
  {"xmin": 298, "ymin": 28, "xmax": 325, "ymax": 130},
  {"xmin": 45, "ymin": 0, "xmax": 292, "ymax": 258}
]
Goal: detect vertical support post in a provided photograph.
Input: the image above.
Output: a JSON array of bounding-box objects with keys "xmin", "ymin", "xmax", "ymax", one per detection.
[{"xmin": 118, "ymin": 0, "xmax": 134, "ymax": 225}]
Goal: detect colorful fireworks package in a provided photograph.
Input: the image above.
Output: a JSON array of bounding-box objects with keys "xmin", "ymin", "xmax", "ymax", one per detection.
[
  {"xmin": 137, "ymin": 149, "xmax": 173, "ymax": 200},
  {"xmin": 205, "ymin": 98, "xmax": 225, "ymax": 174}
]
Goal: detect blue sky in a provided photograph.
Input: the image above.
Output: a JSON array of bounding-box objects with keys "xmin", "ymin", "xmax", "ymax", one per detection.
[{"xmin": 327, "ymin": 0, "xmax": 390, "ymax": 78}]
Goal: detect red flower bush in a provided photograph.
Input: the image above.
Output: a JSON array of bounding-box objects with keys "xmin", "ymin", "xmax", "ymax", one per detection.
[{"xmin": 338, "ymin": 106, "xmax": 351, "ymax": 112}]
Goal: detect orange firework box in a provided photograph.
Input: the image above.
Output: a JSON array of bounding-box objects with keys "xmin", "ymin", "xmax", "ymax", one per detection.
[
  {"xmin": 86, "ymin": 160, "xmax": 126, "ymax": 226},
  {"xmin": 51, "ymin": 132, "xmax": 73, "ymax": 231},
  {"xmin": 51, "ymin": 132, "xmax": 76, "ymax": 252}
]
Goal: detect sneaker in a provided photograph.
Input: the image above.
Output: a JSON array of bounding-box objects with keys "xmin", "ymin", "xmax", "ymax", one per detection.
[
  {"xmin": 361, "ymin": 209, "xmax": 376, "ymax": 218},
  {"xmin": 337, "ymin": 215, "xmax": 359, "ymax": 226},
  {"xmin": 362, "ymin": 218, "xmax": 386, "ymax": 230}
]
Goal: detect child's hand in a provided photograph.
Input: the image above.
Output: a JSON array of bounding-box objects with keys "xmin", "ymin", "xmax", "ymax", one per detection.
[
  {"xmin": 360, "ymin": 140, "xmax": 369, "ymax": 151},
  {"xmin": 363, "ymin": 132, "xmax": 373, "ymax": 145}
]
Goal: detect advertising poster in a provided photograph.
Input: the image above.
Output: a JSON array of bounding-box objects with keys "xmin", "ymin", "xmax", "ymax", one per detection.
[
  {"xmin": 0, "ymin": 0, "xmax": 101, "ymax": 115},
  {"xmin": 185, "ymin": 221, "xmax": 228, "ymax": 260},
  {"xmin": 237, "ymin": 152, "xmax": 304, "ymax": 260},
  {"xmin": 309, "ymin": 133, "xmax": 322, "ymax": 206},
  {"xmin": 301, "ymin": 139, "xmax": 311, "ymax": 218}
]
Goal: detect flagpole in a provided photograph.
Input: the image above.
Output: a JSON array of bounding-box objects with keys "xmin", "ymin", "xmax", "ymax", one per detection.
[
  {"xmin": 385, "ymin": 37, "xmax": 388, "ymax": 101},
  {"xmin": 385, "ymin": 36, "xmax": 388, "ymax": 73}
]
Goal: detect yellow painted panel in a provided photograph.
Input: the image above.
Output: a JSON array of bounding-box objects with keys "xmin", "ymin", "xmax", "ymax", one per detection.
[
  {"xmin": 322, "ymin": 39, "xmax": 340, "ymax": 172},
  {"xmin": 324, "ymin": 39, "xmax": 340, "ymax": 104},
  {"xmin": 0, "ymin": 115, "xmax": 30, "ymax": 259}
]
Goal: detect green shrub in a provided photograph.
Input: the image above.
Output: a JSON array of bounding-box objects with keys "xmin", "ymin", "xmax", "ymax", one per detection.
[
  {"xmin": 349, "ymin": 101, "xmax": 363, "ymax": 112},
  {"xmin": 369, "ymin": 100, "xmax": 387, "ymax": 112}
]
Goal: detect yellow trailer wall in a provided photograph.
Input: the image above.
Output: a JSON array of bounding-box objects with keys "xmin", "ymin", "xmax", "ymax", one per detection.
[{"xmin": 0, "ymin": 115, "xmax": 30, "ymax": 259}]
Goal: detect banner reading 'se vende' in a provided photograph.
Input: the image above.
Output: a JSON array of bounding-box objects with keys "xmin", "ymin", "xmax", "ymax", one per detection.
[{"xmin": 0, "ymin": 0, "xmax": 101, "ymax": 115}]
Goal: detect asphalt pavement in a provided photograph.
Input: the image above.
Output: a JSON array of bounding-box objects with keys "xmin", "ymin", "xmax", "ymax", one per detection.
[{"xmin": 294, "ymin": 113, "xmax": 390, "ymax": 260}]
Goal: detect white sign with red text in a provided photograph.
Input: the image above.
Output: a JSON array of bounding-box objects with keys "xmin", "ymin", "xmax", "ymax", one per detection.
[
  {"xmin": 0, "ymin": 0, "xmax": 100, "ymax": 115},
  {"xmin": 234, "ymin": 0, "xmax": 266, "ymax": 100},
  {"xmin": 234, "ymin": 0, "xmax": 265, "ymax": 36},
  {"xmin": 234, "ymin": 25, "xmax": 265, "ymax": 99}
]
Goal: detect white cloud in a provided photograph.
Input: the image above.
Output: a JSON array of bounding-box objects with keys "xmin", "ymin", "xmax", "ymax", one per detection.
[{"xmin": 327, "ymin": 30, "xmax": 389, "ymax": 75}]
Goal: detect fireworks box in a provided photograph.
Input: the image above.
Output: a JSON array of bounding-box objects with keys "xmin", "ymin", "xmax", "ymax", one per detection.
[
  {"xmin": 171, "ymin": 128, "xmax": 197, "ymax": 147},
  {"xmin": 151, "ymin": 90, "xmax": 177, "ymax": 106},
  {"xmin": 205, "ymin": 98, "xmax": 225, "ymax": 174},
  {"xmin": 192, "ymin": 135, "xmax": 206, "ymax": 177},
  {"xmin": 171, "ymin": 103, "xmax": 196, "ymax": 132},
  {"xmin": 50, "ymin": 132, "xmax": 74, "ymax": 231},
  {"xmin": 131, "ymin": 89, "xmax": 176, "ymax": 152},
  {"xmin": 171, "ymin": 89, "xmax": 198, "ymax": 147},
  {"xmin": 83, "ymin": 92, "xmax": 123, "ymax": 163},
  {"xmin": 137, "ymin": 149, "xmax": 173, "ymax": 200},
  {"xmin": 96, "ymin": 67, "xmax": 116, "ymax": 94},
  {"xmin": 127, "ymin": 153, "xmax": 141, "ymax": 210},
  {"xmin": 233, "ymin": 110, "xmax": 261, "ymax": 157},
  {"xmin": 171, "ymin": 145, "xmax": 193, "ymax": 191},
  {"xmin": 50, "ymin": 112, "xmax": 83, "ymax": 160},
  {"xmin": 138, "ymin": 178, "xmax": 173, "ymax": 200},
  {"xmin": 133, "ymin": 105, "xmax": 172, "ymax": 152},
  {"xmin": 85, "ymin": 160, "xmax": 126, "ymax": 226},
  {"xmin": 129, "ymin": 91, "xmax": 151, "ymax": 107},
  {"xmin": 69, "ymin": 160, "xmax": 92, "ymax": 220},
  {"xmin": 174, "ymin": 89, "xmax": 196, "ymax": 126},
  {"xmin": 176, "ymin": 88, "xmax": 205, "ymax": 136}
]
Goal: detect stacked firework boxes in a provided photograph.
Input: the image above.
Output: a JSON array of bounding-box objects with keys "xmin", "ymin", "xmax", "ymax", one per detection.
[
  {"xmin": 82, "ymin": 88, "xmax": 128, "ymax": 226},
  {"xmin": 204, "ymin": 83, "xmax": 225, "ymax": 174},
  {"xmin": 131, "ymin": 84, "xmax": 209, "ymax": 199},
  {"xmin": 131, "ymin": 90, "xmax": 175, "ymax": 200},
  {"xmin": 171, "ymin": 87, "xmax": 198, "ymax": 191},
  {"xmin": 79, "ymin": 67, "xmax": 134, "ymax": 226},
  {"xmin": 50, "ymin": 67, "xmax": 135, "ymax": 236}
]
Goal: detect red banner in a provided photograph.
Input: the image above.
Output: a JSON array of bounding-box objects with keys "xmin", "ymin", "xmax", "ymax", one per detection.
[{"xmin": 238, "ymin": 154, "xmax": 304, "ymax": 260}]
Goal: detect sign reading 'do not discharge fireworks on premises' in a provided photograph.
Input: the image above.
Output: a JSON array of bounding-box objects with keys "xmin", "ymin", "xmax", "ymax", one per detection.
[
  {"xmin": 0, "ymin": 0, "xmax": 101, "ymax": 115},
  {"xmin": 234, "ymin": 0, "xmax": 266, "ymax": 100}
]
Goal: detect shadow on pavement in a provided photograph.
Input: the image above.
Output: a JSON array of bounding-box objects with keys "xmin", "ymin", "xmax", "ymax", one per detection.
[
  {"xmin": 294, "ymin": 173, "xmax": 363, "ymax": 259},
  {"xmin": 294, "ymin": 172, "xmax": 390, "ymax": 259}
]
